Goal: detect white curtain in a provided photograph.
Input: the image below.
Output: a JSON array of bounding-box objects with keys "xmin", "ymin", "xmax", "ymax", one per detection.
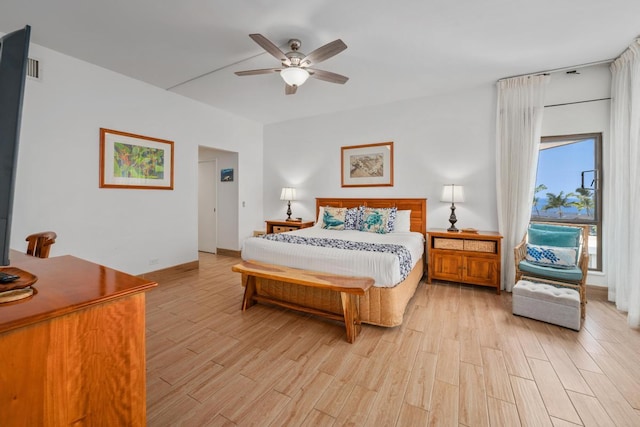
[
  {"xmin": 496, "ymin": 75, "xmax": 550, "ymax": 292},
  {"xmin": 606, "ymin": 39, "xmax": 640, "ymax": 327}
]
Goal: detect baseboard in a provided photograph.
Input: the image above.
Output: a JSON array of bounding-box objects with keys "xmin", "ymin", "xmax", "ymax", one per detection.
[
  {"xmin": 139, "ymin": 260, "xmax": 199, "ymax": 279},
  {"xmin": 216, "ymin": 248, "xmax": 241, "ymax": 258},
  {"xmin": 586, "ymin": 284, "xmax": 608, "ymax": 301}
]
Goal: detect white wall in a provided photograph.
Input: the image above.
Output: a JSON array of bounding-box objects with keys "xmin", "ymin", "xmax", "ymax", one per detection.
[
  {"xmin": 541, "ymin": 63, "xmax": 611, "ymax": 286},
  {"xmin": 263, "ymin": 67, "xmax": 612, "ymax": 288},
  {"xmin": 263, "ymin": 84, "xmax": 499, "ymax": 233},
  {"xmin": 11, "ymin": 42, "xmax": 263, "ymax": 274}
]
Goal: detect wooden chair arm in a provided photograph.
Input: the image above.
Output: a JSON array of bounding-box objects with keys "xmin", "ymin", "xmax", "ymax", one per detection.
[
  {"xmin": 578, "ymin": 225, "xmax": 590, "ymax": 280},
  {"xmin": 514, "ymin": 239, "xmax": 527, "ymax": 263}
]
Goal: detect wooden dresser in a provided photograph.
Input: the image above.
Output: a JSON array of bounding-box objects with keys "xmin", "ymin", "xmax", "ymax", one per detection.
[
  {"xmin": 0, "ymin": 252, "xmax": 156, "ymax": 426},
  {"xmin": 266, "ymin": 219, "xmax": 314, "ymax": 234},
  {"xmin": 427, "ymin": 229, "xmax": 502, "ymax": 294}
]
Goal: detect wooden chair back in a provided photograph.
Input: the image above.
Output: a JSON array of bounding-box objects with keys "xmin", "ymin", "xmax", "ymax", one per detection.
[{"xmin": 26, "ymin": 231, "xmax": 57, "ymax": 258}]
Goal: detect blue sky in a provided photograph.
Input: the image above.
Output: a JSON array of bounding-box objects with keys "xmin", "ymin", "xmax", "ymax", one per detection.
[{"xmin": 534, "ymin": 138, "xmax": 595, "ymax": 198}]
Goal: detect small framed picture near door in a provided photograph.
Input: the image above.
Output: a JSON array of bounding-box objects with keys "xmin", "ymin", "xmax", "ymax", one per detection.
[
  {"xmin": 221, "ymin": 168, "xmax": 234, "ymax": 182},
  {"xmin": 341, "ymin": 141, "xmax": 394, "ymax": 187}
]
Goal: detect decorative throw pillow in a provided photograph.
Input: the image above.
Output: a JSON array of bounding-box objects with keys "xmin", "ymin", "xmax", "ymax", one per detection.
[
  {"xmin": 387, "ymin": 208, "xmax": 398, "ymax": 232},
  {"xmin": 528, "ymin": 227, "xmax": 580, "ymax": 248},
  {"xmin": 322, "ymin": 206, "xmax": 347, "ymax": 230},
  {"xmin": 344, "ymin": 207, "xmax": 363, "ymax": 230},
  {"xmin": 525, "ymin": 244, "xmax": 577, "ymax": 269},
  {"xmin": 360, "ymin": 207, "xmax": 397, "ymax": 234}
]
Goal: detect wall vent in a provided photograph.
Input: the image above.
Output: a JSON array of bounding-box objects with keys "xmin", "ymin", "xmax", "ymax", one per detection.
[{"xmin": 27, "ymin": 57, "xmax": 41, "ymax": 80}]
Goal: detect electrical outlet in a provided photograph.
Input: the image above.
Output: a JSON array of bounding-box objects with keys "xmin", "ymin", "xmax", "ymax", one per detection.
[
  {"xmin": 242, "ymin": 201, "xmax": 246, "ymax": 207},
  {"xmin": 149, "ymin": 258, "xmax": 159, "ymax": 265}
]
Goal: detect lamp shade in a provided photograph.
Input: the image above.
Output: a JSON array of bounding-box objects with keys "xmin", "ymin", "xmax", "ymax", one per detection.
[
  {"xmin": 440, "ymin": 184, "xmax": 465, "ymax": 203},
  {"xmin": 280, "ymin": 67, "xmax": 310, "ymax": 86},
  {"xmin": 280, "ymin": 187, "xmax": 296, "ymax": 201}
]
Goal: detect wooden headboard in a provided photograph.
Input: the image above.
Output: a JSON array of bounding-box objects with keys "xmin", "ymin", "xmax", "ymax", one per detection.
[{"xmin": 315, "ymin": 198, "xmax": 427, "ymax": 237}]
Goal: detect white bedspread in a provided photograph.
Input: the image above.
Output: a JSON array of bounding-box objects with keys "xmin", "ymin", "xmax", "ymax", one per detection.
[{"xmin": 241, "ymin": 227, "xmax": 425, "ymax": 287}]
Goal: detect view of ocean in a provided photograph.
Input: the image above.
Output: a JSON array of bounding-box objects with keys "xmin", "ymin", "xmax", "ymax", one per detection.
[{"xmin": 531, "ymin": 197, "xmax": 589, "ymax": 219}]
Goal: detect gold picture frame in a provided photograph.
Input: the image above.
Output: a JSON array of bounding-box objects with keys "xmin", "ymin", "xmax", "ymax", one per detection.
[
  {"xmin": 341, "ymin": 141, "xmax": 394, "ymax": 187},
  {"xmin": 99, "ymin": 128, "xmax": 174, "ymax": 190}
]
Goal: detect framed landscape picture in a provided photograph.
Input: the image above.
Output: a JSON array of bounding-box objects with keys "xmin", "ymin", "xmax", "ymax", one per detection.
[
  {"xmin": 341, "ymin": 141, "xmax": 394, "ymax": 187},
  {"xmin": 99, "ymin": 128, "xmax": 174, "ymax": 190}
]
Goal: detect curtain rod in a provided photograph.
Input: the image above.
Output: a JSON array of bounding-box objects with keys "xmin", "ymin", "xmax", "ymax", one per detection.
[
  {"xmin": 497, "ymin": 58, "xmax": 615, "ymax": 82},
  {"xmin": 544, "ymin": 97, "xmax": 611, "ymax": 108}
]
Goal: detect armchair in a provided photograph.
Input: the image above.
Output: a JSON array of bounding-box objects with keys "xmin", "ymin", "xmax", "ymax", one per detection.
[{"xmin": 514, "ymin": 223, "xmax": 589, "ymax": 318}]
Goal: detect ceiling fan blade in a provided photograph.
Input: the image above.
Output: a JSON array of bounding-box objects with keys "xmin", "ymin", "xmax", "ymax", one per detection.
[
  {"xmin": 308, "ymin": 68, "xmax": 349, "ymax": 84},
  {"xmin": 249, "ymin": 34, "xmax": 291, "ymax": 66},
  {"xmin": 301, "ymin": 39, "xmax": 347, "ymax": 66},
  {"xmin": 234, "ymin": 68, "xmax": 282, "ymax": 76},
  {"xmin": 285, "ymin": 84, "xmax": 297, "ymax": 95}
]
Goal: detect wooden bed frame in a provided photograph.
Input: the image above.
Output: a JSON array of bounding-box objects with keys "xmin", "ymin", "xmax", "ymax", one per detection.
[{"xmin": 238, "ymin": 197, "xmax": 427, "ymax": 330}]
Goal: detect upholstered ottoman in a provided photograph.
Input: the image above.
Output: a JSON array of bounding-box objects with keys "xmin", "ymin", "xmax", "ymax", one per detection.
[{"xmin": 512, "ymin": 279, "xmax": 581, "ymax": 330}]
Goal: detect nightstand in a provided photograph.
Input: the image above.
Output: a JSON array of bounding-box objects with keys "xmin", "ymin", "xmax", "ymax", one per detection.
[
  {"xmin": 266, "ymin": 220, "xmax": 314, "ymax": 234},
  {"xmin": 427, "ymin": 229, "xmax": 502, "ymax": 294}
]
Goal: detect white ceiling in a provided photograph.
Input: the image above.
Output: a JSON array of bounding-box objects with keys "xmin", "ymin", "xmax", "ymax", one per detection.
[{"xmin": 1, "ymin": 0, "xmax": 639, "ymax": 124}]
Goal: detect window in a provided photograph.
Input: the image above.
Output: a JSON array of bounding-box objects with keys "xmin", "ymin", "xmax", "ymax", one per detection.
[{"xmin": 531, "ymin": 133, "xmax": 602, "ymax": 271}]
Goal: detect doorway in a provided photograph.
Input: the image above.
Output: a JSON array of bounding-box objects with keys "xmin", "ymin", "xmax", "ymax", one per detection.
[
  {"xmin": 198, "ymin": 159, "xmax": 217, "ymax": 253},
  {"xmin": 198, "ymin": 145, "xmax": 239, "ymax": 254}
]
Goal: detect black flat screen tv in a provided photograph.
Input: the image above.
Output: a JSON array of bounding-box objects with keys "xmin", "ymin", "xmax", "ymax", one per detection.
[{"xmin": 0, "ymin": 25, "xmax": 31, "ymax": 266}]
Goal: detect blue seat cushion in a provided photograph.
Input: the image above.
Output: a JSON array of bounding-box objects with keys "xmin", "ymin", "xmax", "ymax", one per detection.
[{"xmin": 518, "ymin": 260, "xmax": 583, "ymax": 282}]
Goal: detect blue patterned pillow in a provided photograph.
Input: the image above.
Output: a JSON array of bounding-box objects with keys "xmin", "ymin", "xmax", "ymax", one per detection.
[
  {"xmin": 322, "ymin": 207, "xmax": 347, "ymax": 230},
  {"xmin": 387, "ymin": 208, "xmax": 397, "ymax": 232},
  {"xmin": 344, "ymin": 207, "xmax": 362, "ymax": 230},
  {"xmin": 525, "ymin": 244, "xmax": 577, "ymax": 269},
  {"xmin": 360, "ymin": 207, "xmax": 397, "ymax": 234}
]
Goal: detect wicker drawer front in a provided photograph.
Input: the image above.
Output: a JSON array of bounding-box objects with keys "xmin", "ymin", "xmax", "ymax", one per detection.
[
  {"xmin": 433, "ymin": 238, "xmax": 464, "ymax": 250},
  {"xmin": 463, "ymin": 240, "xmax": 496, "ymax": 253},
  {"xmin": 273, "ymin": 226, "xmax": 297, "ymax": 233}
]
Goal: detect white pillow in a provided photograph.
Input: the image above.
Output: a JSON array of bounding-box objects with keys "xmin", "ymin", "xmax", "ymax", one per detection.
[
  {"xmin": 392, "ymin": 210, "xmax": 411, "ymax": 232},
  {"xmin": 313, "ymin": 206, "xmax": 325, "ymax": 227}
]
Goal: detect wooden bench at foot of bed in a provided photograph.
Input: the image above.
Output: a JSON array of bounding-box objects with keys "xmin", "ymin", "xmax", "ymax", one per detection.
[{"xmin": 232, "ymin": 260, "xmax": 374, "ymax": 343}]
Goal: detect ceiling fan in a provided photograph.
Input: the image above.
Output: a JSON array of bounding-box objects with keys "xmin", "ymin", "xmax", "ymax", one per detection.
[{"xmin": 235, "ymin": 34, "xmax": 348, "ymax": 95}]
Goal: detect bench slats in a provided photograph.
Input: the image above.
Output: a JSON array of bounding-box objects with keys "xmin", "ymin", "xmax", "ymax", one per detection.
[{"xmin": 231, "ymin": 260, "xmax": 374, "ymax": 295}]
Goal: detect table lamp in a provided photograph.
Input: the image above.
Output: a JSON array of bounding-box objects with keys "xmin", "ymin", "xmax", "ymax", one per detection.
[
  {"xmin": 441, "ymin": 184, "xmax": 465, "ymax": 232},
  {"xmin": 280, "ymin": 187, "xmax": 296, "ymax": 221}
]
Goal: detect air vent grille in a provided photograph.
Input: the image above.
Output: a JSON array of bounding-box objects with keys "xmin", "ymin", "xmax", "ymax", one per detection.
[{"xmin": 27, "ymin": 58, "xmax": 40, "ymax": 79}]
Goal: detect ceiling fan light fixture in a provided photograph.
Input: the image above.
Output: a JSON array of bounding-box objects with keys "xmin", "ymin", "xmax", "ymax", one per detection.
[{"xmin": 280, "ymin": 67, "xmax": 309, "ymax": 87}]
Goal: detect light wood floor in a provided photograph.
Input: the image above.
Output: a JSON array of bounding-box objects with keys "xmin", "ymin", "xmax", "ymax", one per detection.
[{"xmin": 145, "ymin": 253, "xmax": 640, "ymax": 426}]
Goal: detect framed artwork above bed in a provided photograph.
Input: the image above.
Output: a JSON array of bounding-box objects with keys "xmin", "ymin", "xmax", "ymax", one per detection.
[{"xmin": 341, "ymin": 141, "xmax": 394, "ymax": 187}]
